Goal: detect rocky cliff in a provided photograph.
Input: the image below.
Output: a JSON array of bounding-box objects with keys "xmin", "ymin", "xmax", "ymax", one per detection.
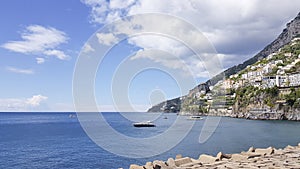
[
  {"xmin": 230, "ymin": 85, "xmax": 300, "ymax": 120},
  {"xmin": 147, "ymin": 97, "xmax": 181, "ymax": 113}
]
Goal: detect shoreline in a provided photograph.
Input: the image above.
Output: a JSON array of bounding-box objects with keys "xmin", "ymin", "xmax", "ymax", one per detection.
[
  {"xmin": 178, "ymin": 111, "xmax": 300, "ymax": 121},
  {"xmin": 129, "ymin": 143, "xmax": 300, "ymax": 169}
]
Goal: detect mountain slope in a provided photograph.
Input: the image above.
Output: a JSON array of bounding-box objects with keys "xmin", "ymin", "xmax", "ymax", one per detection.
[{"xmin": 148, "ymin": 12, "xmax": 300, "ymax": 113}]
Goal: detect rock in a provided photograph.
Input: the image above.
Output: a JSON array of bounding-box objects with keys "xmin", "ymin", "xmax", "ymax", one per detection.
[
  {"xmin": 175, "ymin": 154, "xmax": 182, "ymax": 159},
  {"xmin": 129, "ymin": 164, "xmax": 144, "ymax": 169},
  {"xmin": 174, "ymin": 157, "xmax": 192, "ymax": 167},
  {"xmin": 198, "ymin": 154, "xmax": 218, "ymax": 164},
  {"xmin": 216, "ymin": 152, "xmax": 233, "ymax": 160},
  {"xmin": 286, "ymin": 153, "xmax": 300, "ymax": 158},
  {"xmin": 129, "ymin": 144, "xmax": 300, "ymax": 169},
  {"xmin": 186, "ymin": 164, "xmax": 202, "ymax": 168},
  {"xmin": 145, "ymin": 162, "xmax": 152, "ymax": 165},
  {"xmin": 255, "ymin": 147, "xmax": 274, "ymax": 155},
  {"xmin": 180, "ymin": 161, "xmax": 202, "ymax": 168},
  {"xmin": 285, "ymin": 145, "xmax": 295, "ymax": 150},
  {"xmin": 166, "ymin": 158, "xmax": 176, "ymax": 167},
  {"xmin": 241, "ymin": 152, "xmax": 262, "ymax": 159},
  {"xmin": 216, "ymin": 152, "xmax": 223, "ymax": 160},
  {"xmin": 222, "ymin": 153, "xmax": 232, "ymax": 159},
  {"xmin": 208, "ymin": 161, "xmax": 227, "ymax": 167},
  {"xmin": 144, "ymin": 162, "xmax": 153, "ymax": 169},
  {"xmin": 231, "ymin": 154, "xmax": 248, "ymax": 162},
  {"xmin": 248, "ymin": 146, "xmax": 255, "ymax": 152},
  {"xmin": 153, "ymin": 160, "xmax": 167, "ymax": 169},
  {"xmin": 274, "ymin": 148, "xmax": 284, "ymax": 155},
  {"xmin": 153, "ymin": 165, "xmax": 160, "ymax": 169}
]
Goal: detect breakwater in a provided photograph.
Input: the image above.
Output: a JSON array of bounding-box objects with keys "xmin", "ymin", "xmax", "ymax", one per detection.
[{"xmin": 129, "ymin": 143, "xmax": 300, "ymax": 169}]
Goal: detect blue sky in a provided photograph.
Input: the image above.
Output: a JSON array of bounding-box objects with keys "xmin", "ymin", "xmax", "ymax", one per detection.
[
  {"xmin": 0, "ymin": 0, "xmax": 93, "ymax": 111},
  {"xmin": 0, "ymin": 0, "xmax": 300, "ymax": 112}
]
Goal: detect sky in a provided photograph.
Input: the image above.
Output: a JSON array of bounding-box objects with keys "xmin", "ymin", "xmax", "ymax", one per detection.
[{"xmin": 0, "ymin": 0, "xmax": 300, "ymax": 112}]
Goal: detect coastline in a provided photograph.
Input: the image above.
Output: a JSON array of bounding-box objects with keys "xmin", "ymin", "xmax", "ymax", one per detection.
[
  {"xmin": 176, "ymin": 109, "xmax": 300, "ymax": 121},
  {"xmin": 129, "ymin": 143, "xmax": 300, "ymax": 169}
]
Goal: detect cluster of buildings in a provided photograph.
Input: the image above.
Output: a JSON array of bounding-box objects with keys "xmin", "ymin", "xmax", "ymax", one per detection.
[
  {"xmin": 222, "ymin": 53, "xmax": 300, "ymax": 89},
  {"xmin": 221, "ymin": 38, "xmax": 300, "ymax": 90},
  {"xmin": 184, "ymin": 38, "xmax": 300, "ymax": 106}
]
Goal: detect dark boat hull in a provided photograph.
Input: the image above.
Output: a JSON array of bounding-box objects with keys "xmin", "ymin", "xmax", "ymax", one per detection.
[{"xmin": 133, "ymin": 123, "xmax": 156, "ymax": 127}]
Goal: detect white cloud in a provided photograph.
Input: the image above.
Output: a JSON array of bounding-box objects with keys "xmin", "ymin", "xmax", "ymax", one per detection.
[
  {"xmin": 26, "ymin": 95, "xmax": 48, "ymax": 106},
  {"xmin": 0, "ymin": 95, "xmax": 48, "ymax": 111},
  {"xmin": 36, "ymin": 57, "xmax": 45, "ymax": 64},
  {"xmin": 95, "ymin": 17, "xmax": 219, "ymax": 77},
  {"xmin": 131, "ymin": 48, "xmax": 184, "ymax": 66},
  {"xmin": 43, "ymin": 49, "xmax": 70, "ymax": 60},
  {"xmin": 82, "ymin": 0, "xmax": 300, "ymax": 77},
  {"xmin": 109, "ymin": 0, "xmax": 135, "ymax": 9},
  {"xmin": 82, "ymin": 43, "xmax": 95, "ymax": 53},
  {"xmin": 131, "ymin": 48, "xmax": 210, "ymax": 78},
  {"xmin": 128, "ymin": 34, "xmax": 189, "ymax": 57},
  {"xmin": 96, "ymin": 32, "xmax": 119, "ymax": 46},
  {"xmin": 6, "ymin": 66, "xmax": 34, "ymax": 74},
  {"xmin": 1, "ymin": 25, "xmax": 69, "ymax": 62},
  {"xmin": 128, "ymin": 0, "xmax": 300, "ymax": 57},
  {"xmin": 81, "ymin": 0, "xmax": 136, "ymax": 24}
]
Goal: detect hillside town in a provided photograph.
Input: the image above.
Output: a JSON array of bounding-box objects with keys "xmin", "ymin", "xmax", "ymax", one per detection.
[{"xmin": 221, "ymin": 37, "xmax": 300, "ymax": 90}]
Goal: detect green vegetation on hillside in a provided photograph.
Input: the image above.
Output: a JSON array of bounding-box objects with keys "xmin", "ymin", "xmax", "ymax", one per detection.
[
  {"xmin": 235, "ymin": 86, "xmax": 280, "ymax": 108},
  {"xmin": 285, "ymin": 87, "xmax": 300, "ymax": 108}
]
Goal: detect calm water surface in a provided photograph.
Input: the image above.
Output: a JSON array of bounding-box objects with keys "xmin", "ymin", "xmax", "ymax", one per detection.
[{"xmin": 0, "ymin": 112, "xmax": 300, "ymax": 169}]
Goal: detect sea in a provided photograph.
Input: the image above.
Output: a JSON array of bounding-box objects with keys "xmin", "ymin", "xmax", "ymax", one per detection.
[{"xmin": 0, "ymin": 112, "xmax": 300, "ymax": 169}]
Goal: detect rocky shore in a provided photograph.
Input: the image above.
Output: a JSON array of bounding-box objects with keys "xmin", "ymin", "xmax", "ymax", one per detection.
[
  {"xmin": 232, "ymin": 111, "xmax": 300, "ymax": 121},
  {"xmin": 193, "ymin": 108, "xmax": 300, "ymax": 121},
  {"xmin": 129, "ymin": 143, "xmax": 300, "ymax": 169}
]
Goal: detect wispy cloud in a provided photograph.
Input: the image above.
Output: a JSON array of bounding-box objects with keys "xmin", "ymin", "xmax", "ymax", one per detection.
[
  {"xmin": 81, "ymin": 0, "xmax": 136, "ymax": 24},
  {"xmin": 36, "ymin": 57, "xmax": 45, "ymax": 64},
  {"xmin": 82, "ymin": 43, "xmax": 95, "ymax": 53},
  {"xmin": 0, "ymin": 95, "xmax": 48, "ymax": 111},
  {"xmin": 1, "ymin": 25, "xmax": 69, "ymax": 61},
  {"xmin": 96, "ymin": 33, "xmax": 118, "ymax": 46},
  {"xmin": 43, "ymin": 49, "xmax": 70, "ymax": 60},
  {"xmin": 6, "ymin": 66, "xmax": 34, "ymax": 74}
]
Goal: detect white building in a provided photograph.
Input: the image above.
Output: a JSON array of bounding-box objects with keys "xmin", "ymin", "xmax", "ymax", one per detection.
[
  {"xmin": 284, "ymin": 53, "xmax": 292, "ymax": 57},
  {"xmin": 267, "ymin": 53, "xmax": 277, "ymax": 60},
  {"xmin": 262, "ymin": 76, "xmax": 276, "ymax": 88},
  {"xmin": 275, "ymin": 60, "xmax": 283, "ymax": 65},
  {"xmin": 288, "ymin": 73, "xmax": 300, "ymax": 87},
  {"xmin": 242, "ymin": 73, "xmax": 248, "ymax": 79}
]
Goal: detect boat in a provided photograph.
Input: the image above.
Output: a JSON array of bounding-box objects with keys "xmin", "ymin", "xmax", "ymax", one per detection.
[
  {"xmin": 69, "ymin": 114, "xmax": 76, "ymax": 118},
  {"xmin": 133, "ymin": 121, "xmax": 156, "ymax": 127},
  {"xmin": 163, "ymin": 116, "xmax": 168, "ymax": 119},
  {"xmin": 187, "ymin": 116, "xmax": 203, "ymax": 120}
]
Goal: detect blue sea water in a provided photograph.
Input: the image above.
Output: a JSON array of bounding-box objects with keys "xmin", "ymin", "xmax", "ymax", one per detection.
[{"xmin": 0, "ymin": 112, "xmax": 300, "ymax": 169}]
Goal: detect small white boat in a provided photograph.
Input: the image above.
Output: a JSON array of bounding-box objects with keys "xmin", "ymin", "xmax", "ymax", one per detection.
[
  {"xmin": 69, "ymin": 114, "xmax": 76, "ymax": 118},
  {"xmin": 133, "ymin": 121, "xmax": 156, "ymax": 127},
  {"xmin": 187, "ymin": 116, "xmax": 203, "ymax": 120}
]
